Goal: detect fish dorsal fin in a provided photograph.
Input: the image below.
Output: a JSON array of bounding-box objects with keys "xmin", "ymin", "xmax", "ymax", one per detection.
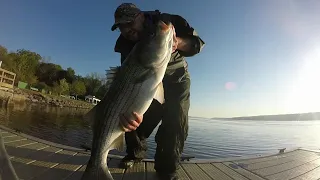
[
  {"xmin": 82, "ymin": 66, "xmax": 120, "ymax": 125},
  {"xmin": 154, "ymin": 82, "xmax": 165, "ymax": 104},
  {"xmin": 104, "ymin": 66, "xmax": 121, "ymax": 94},
  {"xmin": 110, "ymin": 133, "xmax": 125, "ymax": 152},
  {"xmin": 106, "ymin": 66, "xmax": 120, "ymax": 85}
]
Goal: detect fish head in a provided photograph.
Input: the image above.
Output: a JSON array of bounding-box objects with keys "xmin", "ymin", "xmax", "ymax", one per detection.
[{"xmin": 134, "ymin": 20, "xmax": 174, "ymax": 68}]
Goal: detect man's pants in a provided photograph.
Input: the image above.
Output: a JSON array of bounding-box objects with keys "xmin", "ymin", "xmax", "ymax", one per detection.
[{"xmin": 125, "ymin": 67, "xmax": 191, "ymax": 174}]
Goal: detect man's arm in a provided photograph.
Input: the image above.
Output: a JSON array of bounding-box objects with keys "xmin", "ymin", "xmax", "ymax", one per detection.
[{"xmin": 171, "ymin": 15, "xmax": 205, "ymax": 57}]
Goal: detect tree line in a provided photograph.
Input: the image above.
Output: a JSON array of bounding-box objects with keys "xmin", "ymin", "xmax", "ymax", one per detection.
[{"xmin": 0, "ymin": 45, "xmax": 109, "ymax": 99}]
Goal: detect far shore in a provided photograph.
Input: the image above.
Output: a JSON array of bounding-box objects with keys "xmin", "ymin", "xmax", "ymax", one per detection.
[
  {"xmin": 211, "ymin": 112, "xmax": 320, "ymax": 121},
  {"xmin": 0, "ymin": 87, "xmax": 95, "ymax": 110}
]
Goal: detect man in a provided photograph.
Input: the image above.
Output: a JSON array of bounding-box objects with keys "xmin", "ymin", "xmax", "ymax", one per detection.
[{"xmin": 111, "ymin": 3, "xmax": 205, "ymax": 179}]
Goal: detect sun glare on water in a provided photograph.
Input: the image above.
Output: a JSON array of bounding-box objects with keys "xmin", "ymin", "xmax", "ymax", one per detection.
[{"xmin": 285, "ymin": 46, "xmax": 320, "ymax": 113}]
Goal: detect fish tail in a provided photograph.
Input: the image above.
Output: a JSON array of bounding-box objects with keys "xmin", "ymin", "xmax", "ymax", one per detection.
[
  {"xmin": 81, "ymin": 165, "xmax": 113, "ymax": 180},
  {"xmin": 81, "ymin": 149, "xmax": 113, "ymax": 180}
]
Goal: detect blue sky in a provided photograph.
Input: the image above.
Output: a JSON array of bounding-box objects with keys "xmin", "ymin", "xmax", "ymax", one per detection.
[{"xmin": 1, "ymin": 0, "xmax": 320, "ymax": 118}]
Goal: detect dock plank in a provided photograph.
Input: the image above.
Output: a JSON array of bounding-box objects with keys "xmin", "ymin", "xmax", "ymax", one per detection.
[
  {"xmin": 122, "ymin": 161, "xmax": 145, "ymax": 180},
  {"xmin": 2, "ymin": 132, "xmax": 16, "ymax": 138},
  {"xmin": 0, "ymin": 129, "xmax": 20, "ymax": 180},
  {"xmin": 223, "ymin": 162, "xmax": 266, "ymax": 180},
  {"xmin": 64, "ymin": 158, "xmax": 125, "ymax": 180},
  {"xmin": 246, "ymin": 151, "xmax": 319, "ymax": 171},
  {"xmin": 108, "ymin": 158, "xmax": 125, "ymax": 180},
  {"xmin": 2, "ymin": 133, "xmax": 16, "ymax": 140},
  {"xmin": 8, "ymin": 143, "xmax": 50, "ymax": 169},
  {"xmin": 31, "ymin": 153, "xmax": 90, "ymax": 180},
  {"xmin": 265, "ymin": 158, "xmax": 320, "ymax": 180},
  {"xmin": 5, "ymin": 139, "xmax": 37, "ymax": 148},
  {"xmin": 291, "ymin": 165, "xmax": 320, "ymax": 180},
  {"xmin": 0, "ymin": 130, "xmax": 8, "ymax": 134},
  {"xmin": 28, "ymin": 150, "xmax": 77, "ymax": 179},
  {"xmin": 144, "ymin": 162, "xmax": 191, "ymax": 180},
  {"xmin": 213, "ymin": 163, "xmax": 249, "ymax": 180},
  {"xmin": 198, "ymin": 163, "xmax": 233, "ymax": 180},
  {"xmin": 254, "ymin": 155, "xmax": 320, "ymax": 176},
  {"xmin": 235, "ymin": 150, "xmax": 305, "ymax": 165},
  {"xmin": 181, "ymin": 163, "xmax": 212, "ymax": 180},
  {"xmin": 3, "ymin": 135, "xmax": 26, "ymax": 143},
  {"xmin": 13, "ymin": 148, "xmax": 77, "ymax": 180},
  {"xmin": 11, "ymin": 146, "xmax": 61, "ymax": 172},
  {"xmin": 176, "ymin": 165, "xmax": 191, "ymax": 180},
  {"xmin": 6, "ymin": 142, "xmax": 49, "ymax": 159},
  {"xmin": 146, "ymin": 162, "xmax": 158, "ymax": 180},
  {"xmin": 64, "ymin": 165, "xmax": 87, "ymax": 180}
]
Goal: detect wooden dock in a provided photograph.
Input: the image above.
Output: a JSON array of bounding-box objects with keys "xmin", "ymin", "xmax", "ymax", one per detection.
[{"xmin": 1, "ymin": 125, "xmax": 320, "ymax": 180}]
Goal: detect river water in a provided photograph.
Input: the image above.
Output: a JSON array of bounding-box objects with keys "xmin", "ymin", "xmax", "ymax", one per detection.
[{"xmin": 0, "ymin": 102, "xmax": 319, "ymax": 160}]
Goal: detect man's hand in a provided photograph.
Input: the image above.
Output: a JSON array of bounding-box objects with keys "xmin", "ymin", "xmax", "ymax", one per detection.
[{"xmin": 119, "ymin": 112, "xmax": 143, "ymax": 132}]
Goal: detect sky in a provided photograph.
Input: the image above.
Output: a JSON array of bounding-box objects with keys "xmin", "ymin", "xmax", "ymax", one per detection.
[{"xmin": 1, "ymin": 0, "xmax": 320, "ymax": 118}]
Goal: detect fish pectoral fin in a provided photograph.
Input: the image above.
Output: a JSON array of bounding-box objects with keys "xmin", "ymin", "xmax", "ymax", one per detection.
[
  {"xmin": 154, "ymin": 82, "xmax": 165, "ymax": 104},
  {"xmin": 111, "ymin": 133, "xmax": 125, "ymax": 152}
]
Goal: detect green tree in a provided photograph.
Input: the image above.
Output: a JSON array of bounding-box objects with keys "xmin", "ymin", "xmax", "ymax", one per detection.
[
  {"xmin": 52, "ymin": 82, "xmax": 62, "ymax": 95},
  {"xmin": 35, "ymin": 82, "xmax": 49, "ymax": 91},
  {"xmin": 0, "ymin": 45, "xmax": 8, "ymax": 63},
  {"xmin": 59, "ymin": 78, "xmax": 69, "ymax": 95},
  {"xmin": 36, "ymin": 63, "xmax": 62, "ymax": 86},
  {"xmin": 66, "ymin": 67, "xmax": 75, "ymax": 82},
  {"xmin": 70, "ymin": 80, "xmax": 86, "ymax": 96},
  {"xmin": 83, "ymin": 72, "xmax": 103, "ymax": 96},
  {"xmin": 56, "ymin": 68, "xmax": 75, "ymax": 84},
  {"xmin": 96, "ymin": 84, "xmax": 108, "ymax": 99},
  {"xmin": 1, "ymin": 49, "xmax": 41, "ymax": 84},
  {"xmin": 15, "ymin": 49, "xmax": 41, "ymax": 73}
]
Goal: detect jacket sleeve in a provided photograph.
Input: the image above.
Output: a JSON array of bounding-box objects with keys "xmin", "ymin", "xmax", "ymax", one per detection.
[
  {"xmin": 120, "ymin": 54, "xmax": 127, "ymax": 64},
  {"xmin": 170, "ymin": 14, "xmax": 205, "ymax": 57}
]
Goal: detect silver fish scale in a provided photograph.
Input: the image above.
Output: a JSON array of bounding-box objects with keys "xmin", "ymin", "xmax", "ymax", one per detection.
[{"xmin": 91, "ymin": 63, "xmax": 147, "ymax": 161}]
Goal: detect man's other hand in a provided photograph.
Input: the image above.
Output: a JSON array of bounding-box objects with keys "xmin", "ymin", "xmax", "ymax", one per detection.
[{"xmin": 119, "ymin": 112, "xmax": 143, "ymax": 132}]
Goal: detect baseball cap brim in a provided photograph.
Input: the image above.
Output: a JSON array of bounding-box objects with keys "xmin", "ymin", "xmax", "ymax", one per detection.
[{"xmin": 111, "ymin": 19, "xmax": 135, "ymax": 31}]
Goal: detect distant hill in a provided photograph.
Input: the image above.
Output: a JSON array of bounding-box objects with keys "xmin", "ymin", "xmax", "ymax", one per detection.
[
  {"xmin": 211, "ymin": 117, "xmax": 232, "ymax": 120},
  {"xmin": 229, "ymin": 112, "xmax": 320, "ymax": 121}
]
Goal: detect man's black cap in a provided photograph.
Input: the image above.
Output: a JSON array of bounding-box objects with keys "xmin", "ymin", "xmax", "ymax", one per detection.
[{"xmin": 111, "ymin": 3, "xmax": 141, "ymax": 31}]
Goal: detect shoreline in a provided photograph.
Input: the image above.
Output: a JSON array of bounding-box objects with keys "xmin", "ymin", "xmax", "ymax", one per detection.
[{"xmin": 0, "ymin": 88, "xmax": 95, "ymax": 109}]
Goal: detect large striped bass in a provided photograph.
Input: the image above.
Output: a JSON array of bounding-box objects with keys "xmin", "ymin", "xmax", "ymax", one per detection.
[{"xmin": 81, "ymin": 20, "xmax": 174, "ymax": 180}]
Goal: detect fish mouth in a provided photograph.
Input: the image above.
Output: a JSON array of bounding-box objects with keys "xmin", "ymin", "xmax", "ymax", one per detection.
[{"xmin": 158, "ymin": 20, "xmax": 173, "ymax": 33}]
